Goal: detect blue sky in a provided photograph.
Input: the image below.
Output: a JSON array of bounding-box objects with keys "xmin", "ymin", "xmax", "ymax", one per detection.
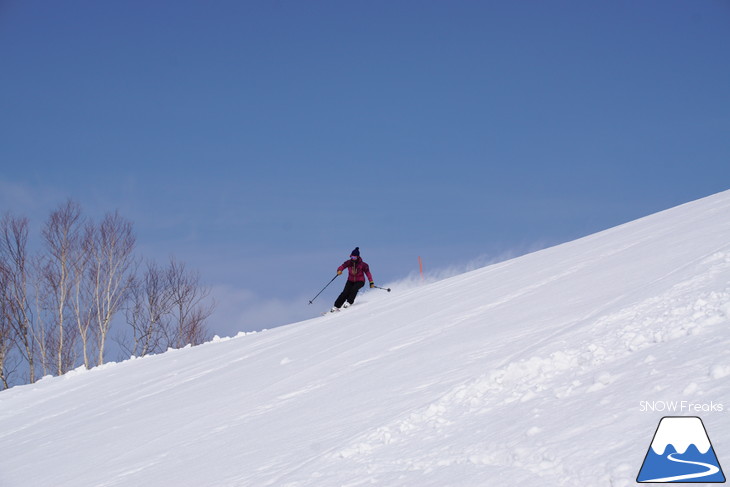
[{"xmin": 1, "ymin": 1, "xmax": 729, "ymax": 335}]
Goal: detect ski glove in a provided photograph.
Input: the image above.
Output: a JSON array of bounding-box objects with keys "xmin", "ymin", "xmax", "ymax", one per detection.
[
  {"xmin": 370, "ymin": 282, "xmax": 375, "ymax": 288},
  {"xmin": 337, "ymin": 270, "xmax": 342, "ymax": 275}
]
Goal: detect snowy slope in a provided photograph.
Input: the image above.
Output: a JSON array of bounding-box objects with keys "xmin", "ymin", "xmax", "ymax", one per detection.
[{"xmin": 2, "ymin": 191, "xmax": 730, "ymax": 487}]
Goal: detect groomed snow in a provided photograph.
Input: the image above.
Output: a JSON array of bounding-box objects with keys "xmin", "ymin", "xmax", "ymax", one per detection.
[{"xmin": 1, "ymin": 190, "xmax": 730, "ymax": 486}]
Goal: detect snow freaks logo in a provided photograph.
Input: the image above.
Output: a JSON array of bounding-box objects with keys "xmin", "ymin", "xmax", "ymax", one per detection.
[{"xmin": 637, "ymin": 416, "xmax": 726, "ymax": 483}]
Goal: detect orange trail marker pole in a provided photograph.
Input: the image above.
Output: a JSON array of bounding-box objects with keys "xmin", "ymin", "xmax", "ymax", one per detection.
[{"xmin": 418, "ymin": 256, "xmax": 424, "ymax": 281}]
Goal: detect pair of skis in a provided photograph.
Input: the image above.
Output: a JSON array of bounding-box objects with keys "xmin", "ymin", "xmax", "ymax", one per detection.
[
  {"xmin": 322, "ymin": 304, "xmax": 351, "ymax": 316},
  {"xmin": 308, "ymin": 275, "xmax": 391, "ymax": 305}
]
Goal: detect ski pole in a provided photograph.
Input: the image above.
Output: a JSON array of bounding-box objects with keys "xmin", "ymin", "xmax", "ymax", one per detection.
[
  {"xmin": 308, "ymin": 275, "xmax": 338, "ymax": 304},
  {"xmin": 373, "ymin": 285, "xmax": 391, "ymax": 292}
]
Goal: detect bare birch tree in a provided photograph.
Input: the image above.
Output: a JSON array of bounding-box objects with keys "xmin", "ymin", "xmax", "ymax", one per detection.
[
  {"xmin": 38, "ymin": 200, "xmax": 84, "ymax": 375},
  {"xmin": 122, "ymin": 261, "xmax": 172, "ymax": 357},
  {"xmin": 31, "ymin": 262, "xmax": 51, "ymax": 377},
  {"xmin": 121, "ymin": 257, "xmax": 213, "ymax": 356},
  {"xmin": 70, "ymin": 223, "xmax": 96, "ymax": 368},
  {"xmin": 0, "ymin": 261, "xmax": 17, "ymax": 389},
  {"xmin": 89, "ymin": 211, "xmax": 135, "ymax": 366},
  {"xmin": 0, "ymin": 214, "xmax": 36, "ymax": 383},
  {"xmin": 166, "ymin": 257, "xmax": 213, "ymax": 349}
]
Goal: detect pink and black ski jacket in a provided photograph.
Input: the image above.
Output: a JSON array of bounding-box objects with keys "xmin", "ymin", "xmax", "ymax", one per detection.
[{"xmin": 338, "ymin": 257, "xmax": 373, "ymax": 283}]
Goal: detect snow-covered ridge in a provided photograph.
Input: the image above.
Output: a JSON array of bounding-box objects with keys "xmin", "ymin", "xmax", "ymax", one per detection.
[{"xmin": 1, "ymin": 190, "xmax": 730, "ymax": 487}]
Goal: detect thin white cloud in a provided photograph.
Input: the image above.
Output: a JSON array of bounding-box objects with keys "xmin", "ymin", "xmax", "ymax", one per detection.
[
  {"xmin": 0, "ymin": 179, "xmax": 63, "ymax": 215},
  {"xmin": 208, "ymin": 284, "xmax": 318, "ymax": 337}
]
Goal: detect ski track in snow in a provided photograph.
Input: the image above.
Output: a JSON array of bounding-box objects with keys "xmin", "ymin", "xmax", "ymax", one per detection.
[{"xmin": 326, "ymin": 248, "xmax": 730, "ymax": 484}]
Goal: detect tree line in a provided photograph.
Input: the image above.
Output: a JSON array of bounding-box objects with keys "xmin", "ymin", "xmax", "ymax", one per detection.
[{"xmin": 0, "ymin": 200, "xmax": 215, "ymax": 389}]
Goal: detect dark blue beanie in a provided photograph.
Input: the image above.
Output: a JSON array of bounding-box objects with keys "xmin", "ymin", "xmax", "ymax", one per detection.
[{"xmin": 351, "ymin": 247, "xmax": 360, "ymax": 257}]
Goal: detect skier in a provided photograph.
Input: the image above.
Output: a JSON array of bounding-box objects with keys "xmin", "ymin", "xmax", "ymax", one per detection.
[{"xmin": 331, "ymin": 247, "xmax": 374, "ymax": 312}]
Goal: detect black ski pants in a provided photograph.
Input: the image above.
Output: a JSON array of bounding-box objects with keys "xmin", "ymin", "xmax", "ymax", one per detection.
[{"xmin": 334, "ymin": 280, "xmax": 365, "ymax": 308}]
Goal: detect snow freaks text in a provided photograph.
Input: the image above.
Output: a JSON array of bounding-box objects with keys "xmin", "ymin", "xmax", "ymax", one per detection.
[{"xmin": 639, "ymin": 401, "xmax": 724, "ymax": 413}]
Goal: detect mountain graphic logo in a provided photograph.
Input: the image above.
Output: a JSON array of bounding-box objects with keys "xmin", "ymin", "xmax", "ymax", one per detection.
[{"xmin": 637, "ymin": 416, "xmax": 725, "ymax": 483}]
